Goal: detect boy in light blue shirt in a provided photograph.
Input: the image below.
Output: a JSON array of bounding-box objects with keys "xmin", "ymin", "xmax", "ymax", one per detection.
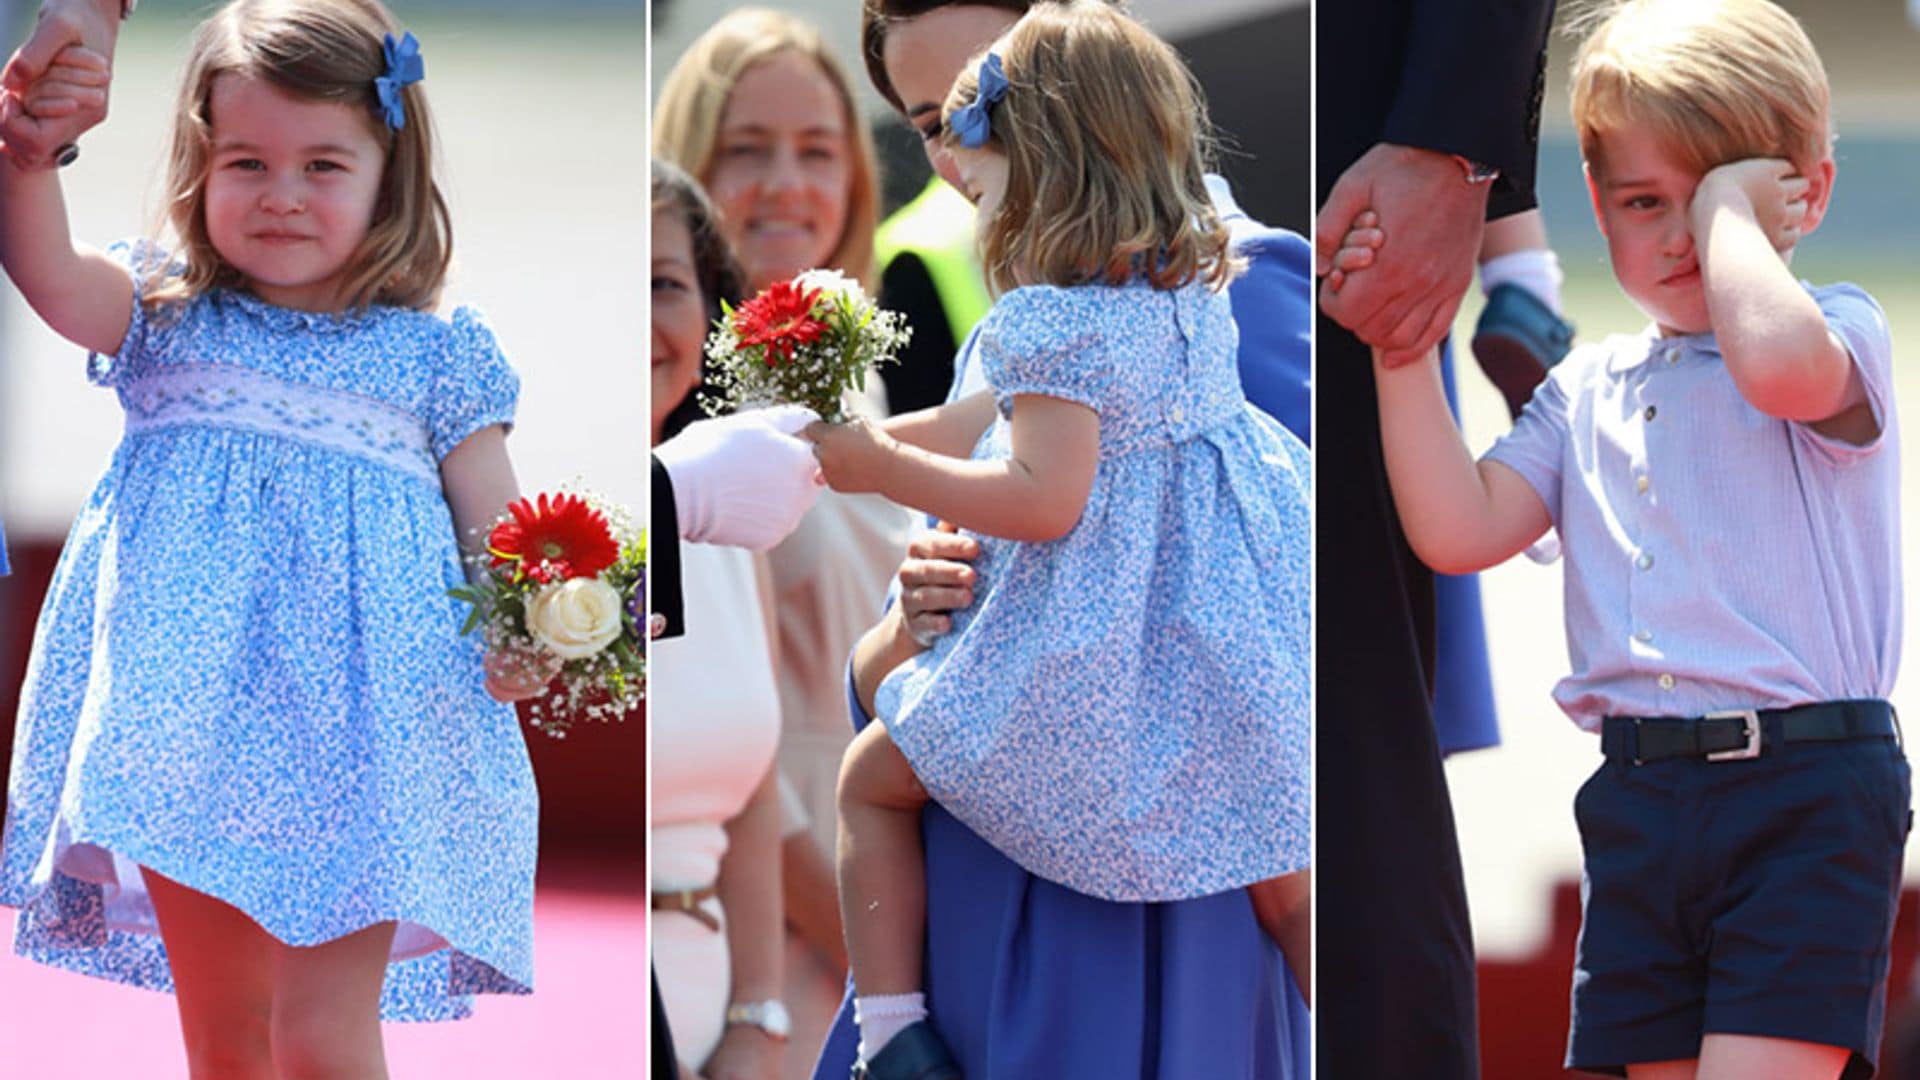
[{"xmin": 1340, "ymin": 0, "xmax": 1905, "ymax": 1075}]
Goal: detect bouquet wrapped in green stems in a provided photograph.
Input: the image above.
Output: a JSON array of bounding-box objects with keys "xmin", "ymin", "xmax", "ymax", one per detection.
[
  {"xmin": 448, "ymin": 490, "xmax": 645, "ymax": 737},
  {"xmin": 702, "ymin": 268, "xmax": 911, "ymax": 423}
]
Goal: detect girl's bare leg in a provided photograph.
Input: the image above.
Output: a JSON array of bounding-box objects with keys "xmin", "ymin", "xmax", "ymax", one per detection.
[
  {"xmin": 145, "ymin": 865, "xmax": 396, "ymax": 1079},
  {"xmin": 1249, "ymin": 868, "xmax": 1311, "ymax": 1006},
  {"xmin": 270, "ymin": 919, "xmax": 397, "ymax": 1080},
  {"xmin": 836, "ymin": 721, "xmax": 931, "ymax": 997},
  {"xmin": 142, "ymin": 867, "xmax": 277, "ymax": 1080}
]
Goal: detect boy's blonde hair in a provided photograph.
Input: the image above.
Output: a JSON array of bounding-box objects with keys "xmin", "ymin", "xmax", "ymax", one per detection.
[
  {"xmin": 1569, "ymin": 0, "xmax": 1831, "ymax": 177},
  {"xmin": 652, "ymin": 8, "xmax": 880, "ymax": 290},
  {"xmin": 941, "ymin": 0, "xmax": 1232, "ymax": 295},
  {"xmin": 152, "ymin": 0, "xmax": 452, "ymax": 311}
]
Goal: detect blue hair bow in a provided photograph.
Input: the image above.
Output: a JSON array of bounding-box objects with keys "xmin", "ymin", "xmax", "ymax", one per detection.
[
  {"xmin": 949, "ymin": 52, "xmax": 1008, "ymax": 149},
  {"xmin": 375, "ymin": 31, "xmax": 425, "ymax": 131}
]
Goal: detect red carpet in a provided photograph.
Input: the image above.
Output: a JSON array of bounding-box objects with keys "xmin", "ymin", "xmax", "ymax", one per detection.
[{"xmin": 0, "ymin": 853, "xmax": 644, "ymax": 1078}]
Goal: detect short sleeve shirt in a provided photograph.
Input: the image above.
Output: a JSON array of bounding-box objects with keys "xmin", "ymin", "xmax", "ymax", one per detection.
[{"xmin": 1484, "ymin": 283, "xmax": 1900, "ymax": 729}]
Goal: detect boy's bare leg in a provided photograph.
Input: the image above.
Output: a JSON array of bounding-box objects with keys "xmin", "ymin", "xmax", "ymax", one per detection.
[
  {"xmin": 1626, "ymin": 1035, "xmax": 1850, "ymax": 1080},
  {"xmin": 837, "ymin": 721, "xmax": 931, "ymax": 996},
  {"xmin": 1696, "ymin": 1034, "xmax": 1848, "ymax": 1080}
]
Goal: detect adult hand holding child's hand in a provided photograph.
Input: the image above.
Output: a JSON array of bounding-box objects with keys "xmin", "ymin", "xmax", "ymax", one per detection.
[
  {"xmin": 1317, "ymin": 142, "xmax": 1489, "ymax": 368},
  {"xmin": 1322, "ymin": 209, "xmax": 1386, "ymax": 295},
  {"xmin": 1691, "ymin": 157, "xmax": 1812, "ymax": 255},
  {"xmin": 1, "ymin": 0, "xmax": 122, "ymax": 168},
  {"xmin": 0, "ymin": 45, "xmax": 111, "ymax": 169}
]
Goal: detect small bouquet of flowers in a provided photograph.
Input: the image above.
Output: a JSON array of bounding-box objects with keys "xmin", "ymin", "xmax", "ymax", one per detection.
[
  {"xmin": 703, "ymin": 268, "xmax": 911, "ymax": 423},
  {"xmin": 450, "ymin": 490, "xmax": 645, "ymax": 737}
]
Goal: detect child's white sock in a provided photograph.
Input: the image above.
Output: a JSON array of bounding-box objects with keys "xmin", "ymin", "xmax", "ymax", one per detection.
[
  {"xmin": 854, "ymin": 991, "xmax": 927, "ymax": 1063},
  {"xmin": 1480, "ymin": 249, "xmax": 1565, "ymax": 314}
]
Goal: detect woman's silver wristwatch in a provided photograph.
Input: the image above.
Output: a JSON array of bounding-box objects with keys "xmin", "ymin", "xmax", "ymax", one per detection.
[{"xmin": 725, "ymin": 999, "xmax": 792, "ymax": 1041}]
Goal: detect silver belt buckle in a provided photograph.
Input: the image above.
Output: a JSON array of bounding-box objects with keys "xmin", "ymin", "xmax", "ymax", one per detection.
[{"xmin": 1704, "ymin": 709, "xmax": 1762, "ymax": 761}]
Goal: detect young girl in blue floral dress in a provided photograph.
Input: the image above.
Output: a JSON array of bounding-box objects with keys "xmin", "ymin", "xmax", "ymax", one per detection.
[
  {"xmin": 805, "ymin": 3, "xmax": 1311, "ymax": 1073},
  {"xmin": 0, "ymin": 0, "xmax": 535, "ymax": 1073}
]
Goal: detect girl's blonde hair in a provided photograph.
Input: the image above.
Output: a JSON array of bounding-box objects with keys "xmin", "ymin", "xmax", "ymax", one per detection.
[
  {"xmin": 151, "ymin": 0, "xmax": 452, "ymax": 311},
  {"xmin": 1568, "ymin": 0, "xmax": 1831, "ymax": 178},
  {"xmin": 652, "ymin": 8, "xmax": 880, "ymax": 290},
  {"xmin": 942, "ymin": 0, "xmax": 1233, "ymax": 294}
]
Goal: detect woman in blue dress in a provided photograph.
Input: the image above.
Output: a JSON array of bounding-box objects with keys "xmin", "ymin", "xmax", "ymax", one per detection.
[
  {"xmin": 804, "ymin": 3, "xmax": 1310, "ymax": 1074},
  {"xmin": 0, "ymin": 2, "xmax": 535, "ymax": 1074}
]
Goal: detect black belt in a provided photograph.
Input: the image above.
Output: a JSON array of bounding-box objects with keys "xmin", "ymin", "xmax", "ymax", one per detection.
[{"xmin": 1601, "ymin": 699, "xmax": 1897, "ymax": 764}]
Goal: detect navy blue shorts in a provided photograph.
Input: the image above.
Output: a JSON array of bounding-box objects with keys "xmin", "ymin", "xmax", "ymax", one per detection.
[{"xmin": 1567, "ymin": 736, "xmax": 1911, "ymax": 1077}]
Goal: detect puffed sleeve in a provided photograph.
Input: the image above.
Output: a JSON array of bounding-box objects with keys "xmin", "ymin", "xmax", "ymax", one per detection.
[
  {"xmin": 975, "ymin": 286, "xmax": 1110, "ymax": 415},
  {"xmin": 86, "ymin": 238, "xmax": 178, "ymax": 388},
  {"xmin": 427, "ymin": 305, "xmax": 520, "ymax": 461},
  {"xmin": 1790, "ymin": 283, "xmax": 1895, "ymax": 466}
]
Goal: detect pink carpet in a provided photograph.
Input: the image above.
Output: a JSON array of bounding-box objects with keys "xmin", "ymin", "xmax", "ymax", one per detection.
[{"xmin": 0, "ymin": 853, "xmax": 645, "ymax": 1077}]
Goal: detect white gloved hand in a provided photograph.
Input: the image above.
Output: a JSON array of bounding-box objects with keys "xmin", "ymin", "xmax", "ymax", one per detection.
[{"xmin": 654, "ymin": 405, "xmax": 823, "ymax": 551}]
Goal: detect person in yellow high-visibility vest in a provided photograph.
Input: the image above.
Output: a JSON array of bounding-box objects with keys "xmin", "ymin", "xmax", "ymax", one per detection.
[{"xmin": 872, "ymin": 176, "xmax": 992, "ymax": 416}]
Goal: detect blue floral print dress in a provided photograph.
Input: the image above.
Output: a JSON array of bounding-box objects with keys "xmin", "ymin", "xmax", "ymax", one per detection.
[
  {"xmin": 0, "ymin": 241, "xmax": 537, "ymax": 1020},
  {"xmin": 875, "ymin": 280, "xmax": 1312, "ymax": 902}
]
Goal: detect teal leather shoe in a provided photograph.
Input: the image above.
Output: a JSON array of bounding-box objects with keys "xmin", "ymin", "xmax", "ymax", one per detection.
[
  {"xmin": 850, "ymin": 1021, "xmax": 962, "ymax": 1080},
  {"xmin": 1472, "ymin": 283, "xmax": 1575, "ymax": 420}
]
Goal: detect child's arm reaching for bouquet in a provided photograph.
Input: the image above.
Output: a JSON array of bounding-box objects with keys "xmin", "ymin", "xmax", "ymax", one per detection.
[
  {"xmin": 0, "ymin": 44, "xmax": 132, "ymax": 355},
  {"xmin": 806, "ymin": 389, "xmax": 1098, "ymax": 543},
  {"xmin": 877, "ymin": 390, "xmax": 999, "ymax": 461}
]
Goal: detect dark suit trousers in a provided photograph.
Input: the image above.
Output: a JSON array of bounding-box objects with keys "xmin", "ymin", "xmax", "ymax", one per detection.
[{"xmin": 1316, "ymin": 309, "xmax": 1480, "ymax": 1078}]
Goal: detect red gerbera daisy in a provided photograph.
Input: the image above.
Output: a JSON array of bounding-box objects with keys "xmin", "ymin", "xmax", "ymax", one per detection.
[
  {"xmin": 732, "ymin": 280, "xmax": 828, "ymax": 365},
  {"xmin": 488, "ymin": 493, "xmax": 620, "ymax": 584}
]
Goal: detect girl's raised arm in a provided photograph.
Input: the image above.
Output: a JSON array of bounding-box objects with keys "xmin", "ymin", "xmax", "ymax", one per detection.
[
  {"xmin": 0, "ymin": 47, "xmax": 132, "ymax": 356},
  {"xmin": 880, "ymin": 390, "xmax": 998, "ymax": 460},
  {"xmin": 807, "ymin": 393, "xmax": 1099, "ymax": 544}
]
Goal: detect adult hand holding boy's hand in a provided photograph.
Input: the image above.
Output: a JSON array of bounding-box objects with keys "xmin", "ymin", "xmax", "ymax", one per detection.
[
  {"xmin": 1321, "ymin": 210, "xmax": 1386, "ymax": 295},
  {"xmin": 1692, "ymin": 158, "xmax": 1811, "ymax": 255},
  {"xmin": 1317, "ymin": 143, "xmax": 1488, "ymax": 368}
]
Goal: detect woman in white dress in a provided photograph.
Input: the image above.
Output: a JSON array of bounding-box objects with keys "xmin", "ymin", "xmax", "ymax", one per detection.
[
  {"xmin": 654, "ymin": 13, "xmax": 914, "ymax": 1073},
  {"xmin": 650, "ymin": 161, "xmax": 787, "ymax": 1080}
]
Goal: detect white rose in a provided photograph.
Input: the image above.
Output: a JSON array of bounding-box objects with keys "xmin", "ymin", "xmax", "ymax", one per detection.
[
  {"xmin": 794, "ymin": 268, "xmax": 868, "ymax": 317},
  {"xmin": 525, "ymin": 578, "xmax": 624, "ymax": 660}
]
